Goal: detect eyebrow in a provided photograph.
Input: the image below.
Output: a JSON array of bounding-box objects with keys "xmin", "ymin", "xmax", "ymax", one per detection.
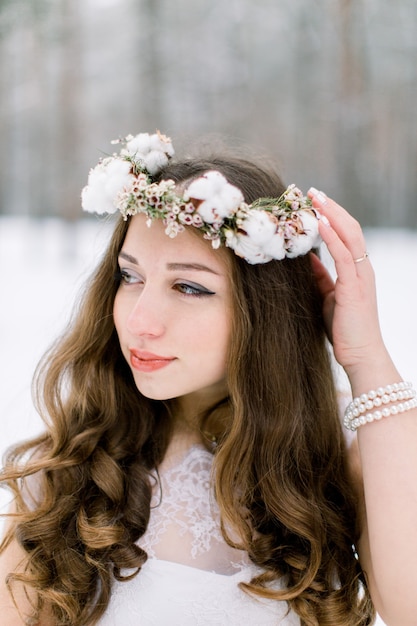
[
  {"xmin": 118, "ymin": 251, "xmax": 220, "ymax": 275},
  {"xmin": 119, "ymin": 251, "xmax": 138, "ymax": 264}
]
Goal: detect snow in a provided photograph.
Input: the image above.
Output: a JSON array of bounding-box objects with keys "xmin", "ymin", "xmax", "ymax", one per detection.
[{"xmin": 1, "ymin": 218, "xmax": 416, "ymax": 626}]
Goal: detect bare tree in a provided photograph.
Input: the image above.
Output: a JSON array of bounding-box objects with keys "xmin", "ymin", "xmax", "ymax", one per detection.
[{"xmin": 1, "ymin": 0, "xmax": 416, "ymax": 226}]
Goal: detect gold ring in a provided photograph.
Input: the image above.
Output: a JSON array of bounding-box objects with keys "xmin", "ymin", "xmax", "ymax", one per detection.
[{"xmin": 353, "ymin": 252, "xmax": 369, "ymax": 264}]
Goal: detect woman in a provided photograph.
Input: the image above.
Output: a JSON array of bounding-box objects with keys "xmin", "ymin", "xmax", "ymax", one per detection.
[{"xmin": 1, "ymin": 132, "xmax": 416, "ymax": 625}]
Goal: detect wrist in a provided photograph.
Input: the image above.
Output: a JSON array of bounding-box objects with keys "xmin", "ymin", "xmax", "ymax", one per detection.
[
  {"xmin": 343, "ymin": 345, "xmax": 398, "ymax": 397},
  {"xmin": 344, "ymin": 381, "xmax": 416, "ymax": 431}
]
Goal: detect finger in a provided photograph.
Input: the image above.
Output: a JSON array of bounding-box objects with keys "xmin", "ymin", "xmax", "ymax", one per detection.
[
  {"xmin": 308, "ymin": 188, "xmax": 365, "ymax": 255},
  {"xmin": 308, "ymin": 188, "xmax": 373, "ymax": 281}
]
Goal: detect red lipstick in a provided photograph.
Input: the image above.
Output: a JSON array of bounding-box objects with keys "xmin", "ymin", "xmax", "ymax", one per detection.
[{"xmin": 129, "ymin": 349, "xmax": 175, "ymax": 373}]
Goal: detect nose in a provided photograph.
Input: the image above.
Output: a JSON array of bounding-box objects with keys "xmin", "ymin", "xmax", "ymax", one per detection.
[{"xmin": 126, "ymin": 289, "xmax": 166, "ymax": 338}]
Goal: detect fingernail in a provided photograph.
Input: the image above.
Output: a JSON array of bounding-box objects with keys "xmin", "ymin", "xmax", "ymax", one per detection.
[
  {"xmin": 309, "ymin": 187, "xmax": 328, "ymax": 204},
  {"xmin": 316, "ymin": 211, "xmax": 330, "ymax": 226}
]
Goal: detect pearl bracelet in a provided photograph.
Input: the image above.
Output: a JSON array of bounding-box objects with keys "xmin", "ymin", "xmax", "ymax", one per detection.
[{"xmin": 344, "ymin": 381, "xmax": 417, "ymax": 431}]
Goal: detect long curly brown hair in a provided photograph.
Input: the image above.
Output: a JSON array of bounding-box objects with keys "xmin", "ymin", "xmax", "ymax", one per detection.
[{"xmin": 0, "ymin": 155, "xmax": 375, "ymax": 625}]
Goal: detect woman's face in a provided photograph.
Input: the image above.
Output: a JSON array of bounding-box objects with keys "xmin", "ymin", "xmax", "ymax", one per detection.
[{"xmin": 113, "ymin": 215, "xmax": 233, "ymax": 416}]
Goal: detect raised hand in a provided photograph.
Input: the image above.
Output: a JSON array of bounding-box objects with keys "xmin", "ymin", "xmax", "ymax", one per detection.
[{"xmin": 308, "ymin": 188, "xmax": 388, "ymax": 380}]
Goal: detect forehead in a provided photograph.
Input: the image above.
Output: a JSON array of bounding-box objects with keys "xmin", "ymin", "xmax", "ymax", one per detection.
[{"xmin": 122, "ymin": 214, "xmax": 231, "ymax": 272}]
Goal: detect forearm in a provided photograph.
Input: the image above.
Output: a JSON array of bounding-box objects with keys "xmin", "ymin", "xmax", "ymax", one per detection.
[
  {"xmin": 306, "ymin": 187, "xmax": 417, "ymax": 623},
  {"xmin": 348, "ymin": 352, "xmax": 417, "ymax": 624}
]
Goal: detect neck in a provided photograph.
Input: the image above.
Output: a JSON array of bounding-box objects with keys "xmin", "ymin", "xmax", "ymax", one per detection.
[
  {"xmin": 169, "ymin": 385, "xmax": 230, "ymax": 447},
  {"xmin": 171, "ymin": 383, "xmax": 228, "ymax": 425}
]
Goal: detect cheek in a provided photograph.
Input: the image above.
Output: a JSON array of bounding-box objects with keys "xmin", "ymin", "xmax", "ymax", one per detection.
[
  {"xmin": 210, "ymin": 308, "xmax": 232, "ymax": 364},
  {"xmin": 220, "ymin": 323, "xmax": 232, "ymax": 367}
]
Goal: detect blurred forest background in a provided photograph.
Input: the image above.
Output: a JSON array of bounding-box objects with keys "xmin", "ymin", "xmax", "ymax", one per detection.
[{"xmin": 0, "ymin": 0, "xmax": 416, "ymax": 226}]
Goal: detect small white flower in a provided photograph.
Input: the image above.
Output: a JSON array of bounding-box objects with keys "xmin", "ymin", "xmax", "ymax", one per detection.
[
  {"xmin": 145, "ymin": 183, "xmax": 160, "ymax": 198},
  {"xmin": 184, "ymin": 202, "xmax": 195, "ymax": 213},
  {"xmin": 158, "ymin": 179, "xmax": 176, "ymax": 194},
  {"xmin": 185, "ymin": 171, "xmax": 244, "ymax": 224},
  {"xmin": 81, "ymin": 157, "xmax": 134, "ymax": 215},
  {"xmin": 178, "ymin": 213, "xmax": 194, "ymax": 225},
  {"xmin": 133, "ymin": 174, "xmax": 149, "ymax": 192},
  {"xmin": 122, "ymin": 132, "xmax": 174, "ymax": 175},
  {"xmin": 192, "ymin": 214, "xmax": 203, "ymax": 227},
  {"xmin": 164, "ymin": 221, "xmax": 184, "ymax": 238}
]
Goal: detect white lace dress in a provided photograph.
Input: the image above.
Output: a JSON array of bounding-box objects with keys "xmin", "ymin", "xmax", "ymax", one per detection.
[{"xmin": 98, "ymin": 439, "xmax": 300, "ymax": 625}]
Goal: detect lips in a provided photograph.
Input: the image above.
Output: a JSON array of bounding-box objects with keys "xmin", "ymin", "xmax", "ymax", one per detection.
[{"xmin": 129, "ymin": 349, "xmax": 175, "ymax": 373}]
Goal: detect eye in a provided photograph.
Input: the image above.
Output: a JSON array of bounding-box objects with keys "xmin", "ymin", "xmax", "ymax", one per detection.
[
  {"xmin": 115, "ymin": 268, "xmax": 143, "ymax": 285},
  {"xmin": 174, "ymin": 282, "xmax": 215, "ymax": 297}
]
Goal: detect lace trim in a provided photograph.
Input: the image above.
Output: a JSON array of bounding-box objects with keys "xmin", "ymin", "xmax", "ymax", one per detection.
[{"xmin": 138, "ymin": 445, "xmax": 250, "ymax": 574}]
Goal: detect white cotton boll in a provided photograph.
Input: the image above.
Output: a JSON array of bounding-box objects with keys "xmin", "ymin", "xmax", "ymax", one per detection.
[
  {"xmin": 285, "ymin": 211, "xmax": 321, "ymax": 258},
  {"xmin": 186, "ymin": 171, "xmax": 244, "ymax": 224},
  {"xmin": 261, "ymin": 231, "xmax": 286, "ymax": 260},
  {"xmin": 299, "ymin": 210, "xmax": 321, "ymax": 247},
  {"xmin": 285, "ymin": 234, "xmax": 315, "ymax": 258},
  {"xmin": 81, "ymin": 181, "xmax": 112, "ymax": 215},
  {"xmin": 196, "ymin": 201, "xmax": 221, "ymax": 224},
  {"xmin": 186, "ymin": 171, "xmax": 227, "ymax": 199},
  {"xmin": 123, "ymin": 133, "xmax": 174, "ymax": 173},
  {"xmin": 185, "ymin": 176, "xmax": 210, "ymax": 200},
  {"xmin": 218, "ymin": 182, "xmax": 244, "ymax": 212},
  {"xmin": 81, "ymin": 158, "xmax": 134, "ymax": 215},
  {"xmin": 149, "ymin": 133, "xmax": 175, "ymax": 158},
  {"xmin": 225, "ymin": 231, "xmax": 271, "ymax": 264},
  {"xmin": 124, "ymin": 133, "xmax": 152, "ymax": 157},
  {"xmin": 143, "ymin": 150, "xmax": 170, "ymax": 176},
  {"xmin": 242, "ymin": 210, "xmax": 277, "ymax": 245},
  {"xmin": 105, "ymin": 159, "xmax": 134, "ymax": 192}
]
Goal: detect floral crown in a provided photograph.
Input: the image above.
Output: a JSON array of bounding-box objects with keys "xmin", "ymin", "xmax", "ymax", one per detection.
[{"xmin": 81, "ymin": 131, "xmax": 321, "ymax": 265}]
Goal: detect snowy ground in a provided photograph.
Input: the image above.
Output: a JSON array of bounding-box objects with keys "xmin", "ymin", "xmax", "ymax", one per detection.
[{"xmin": 1, "ymin": 218, "xmax": 416, "ymax": 625}]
